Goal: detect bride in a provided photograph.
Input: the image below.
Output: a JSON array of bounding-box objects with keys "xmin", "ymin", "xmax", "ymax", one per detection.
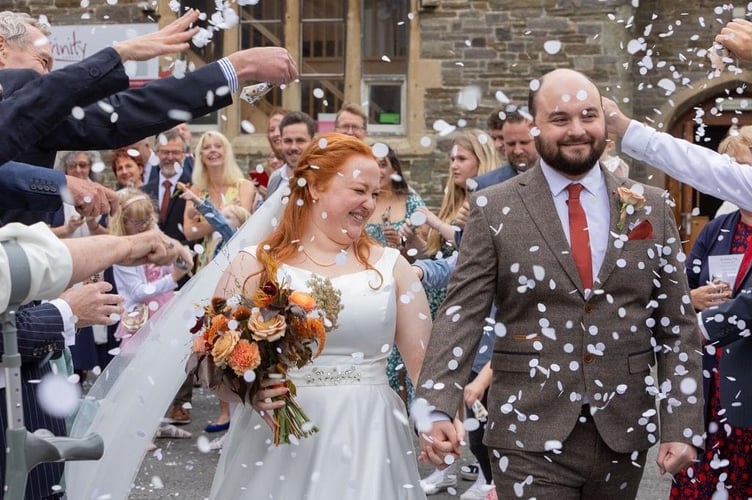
[
  {"xmin": 66, "ymin": 134, "xmax": 431, "ymax": 499},
  {"xmin": 210, "ymin": 133, "xmax": 431, "ymax": 499}
]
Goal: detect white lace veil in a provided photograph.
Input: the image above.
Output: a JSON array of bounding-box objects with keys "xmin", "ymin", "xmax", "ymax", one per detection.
[{"xmin": 65, "ymin": 187, "xmax": 287, "ymax": 499}]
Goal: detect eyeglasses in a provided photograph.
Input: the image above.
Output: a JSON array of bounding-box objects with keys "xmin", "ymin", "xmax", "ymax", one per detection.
[
  {"xmin": 125, "ymin": 217, "xmax": 153, "ymax": 228},
  {"xmin": 158, "ymin": 149, "xmax": 184, "ymax": 157},
  {"xmin": 71, "ymin": 161, "xmax": 91, "ymax": 168},
  {"xmin": 335, "ymin": 124, "xmax": 366, "ymax": 133}
]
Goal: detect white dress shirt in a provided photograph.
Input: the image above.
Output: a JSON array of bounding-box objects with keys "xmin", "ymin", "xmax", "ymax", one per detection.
[
  {"xmin": 621, "ymin": 120, "xmax": 752, "ymax": 212},
  {"xmin": 539, "ymin": 160, "xmax": 610, "ymax": 283}
]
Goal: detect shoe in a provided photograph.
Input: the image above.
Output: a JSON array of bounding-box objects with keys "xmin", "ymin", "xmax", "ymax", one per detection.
[
  {"xmin": 208, "ymin": 434, "xmax": 225, "ymax": 451},
  {"xmin": 156, "ymin": 423, "xmax": 192, "ymax": 439},
  {"xmin": 165, "ymin": 403, "xmax": 191, "ymax": 425},
  {"xmin": 460, "ymin": 462, "xmax": 479, "ymax": 481},
  {"xmin": 204, "ymin": 421, "xmax": 230, "ymax": 433},
  {"xmin": 460, "ymin": 480, "xmax": 494, "ymax": 500},
  {"xmin": 419, "ymin": 466, "xmax": 457, "ymax": 495}
]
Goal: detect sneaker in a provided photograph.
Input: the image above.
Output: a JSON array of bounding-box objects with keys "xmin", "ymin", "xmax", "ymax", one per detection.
[
  {"xmin": 460, "ymin": 462, "xmax": 480, "ymax": 481},
  {"xmin": 165, "ymin": 403, "xmax": 191, "ymax": 425},
  {"xmin": 156, "ymin": 423, "xmax": 192, "ymax": 439},
  {"xmin": 420, "ymin": 466, "xmax": 457, "ymax": 495},
  {"xmin": 460, "ymin": 481, "xmax": 495, "ymax": 500}
]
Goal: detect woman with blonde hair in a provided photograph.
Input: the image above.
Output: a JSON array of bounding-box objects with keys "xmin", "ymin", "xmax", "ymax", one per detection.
[
  {"xmin": 183, "ymin": 131, "xmax": 256, "ymax": 268},
  {"xmin": 209, "ymin": 133, "xmax": 431, "ymax": 499},
  {"xmin": 404, "ymin": 128, "xmax": 499, "ymax": 315}
]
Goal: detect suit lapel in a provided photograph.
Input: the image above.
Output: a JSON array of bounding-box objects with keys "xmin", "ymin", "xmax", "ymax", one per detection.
[
  {"xmin": 517, "ymin": 166, "xmax": 585, "ymax": 293},
  {"xmin": 595, "ymin": 168, "xmax": 629, "ymax": 289}
]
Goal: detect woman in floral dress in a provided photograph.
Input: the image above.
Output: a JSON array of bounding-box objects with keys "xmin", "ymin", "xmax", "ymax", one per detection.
[{"xmin": 365, "ymin": 146, "xmax": 425, "ymax": 407}]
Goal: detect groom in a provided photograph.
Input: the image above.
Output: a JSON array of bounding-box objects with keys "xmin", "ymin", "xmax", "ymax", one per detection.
[{"xmin": 415, "ymin": 68, "xmax": 704, "ymax": 498}]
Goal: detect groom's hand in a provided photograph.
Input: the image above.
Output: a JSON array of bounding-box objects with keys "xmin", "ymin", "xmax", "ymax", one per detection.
[{"xmin": 418, "ymin": 419, "xmax": 464, "ymax": 467}]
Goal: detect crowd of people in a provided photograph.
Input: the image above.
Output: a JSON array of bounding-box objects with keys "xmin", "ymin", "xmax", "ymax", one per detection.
[{"xmin": 2, "ymin": 5, "xmax": 752, "ymax": 500}]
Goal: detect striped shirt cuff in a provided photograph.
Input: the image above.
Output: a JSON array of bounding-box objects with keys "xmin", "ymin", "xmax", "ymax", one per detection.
[{"xmin": 217, "ymin": 57, "xmax": 239, "ymax": 93}]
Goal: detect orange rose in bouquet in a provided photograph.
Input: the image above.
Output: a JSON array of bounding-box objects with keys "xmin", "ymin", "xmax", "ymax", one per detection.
[{"xmin": 191, "ymin": 274, "xmax": 342, "ymax": 445}]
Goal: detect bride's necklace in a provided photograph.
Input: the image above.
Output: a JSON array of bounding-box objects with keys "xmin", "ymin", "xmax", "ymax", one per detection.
[{"xmin": 302, "ymin": 247, "xmax": 346, "ymax": 267}]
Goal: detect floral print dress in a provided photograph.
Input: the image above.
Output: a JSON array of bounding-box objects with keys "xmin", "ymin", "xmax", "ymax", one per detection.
[
  {"xmin": 365, "ymin": 191, "xmax": 425, "ymax": 407},
  {"xmin": 670, "ymin": 220, "xmax": 752, "ymax": 499}
]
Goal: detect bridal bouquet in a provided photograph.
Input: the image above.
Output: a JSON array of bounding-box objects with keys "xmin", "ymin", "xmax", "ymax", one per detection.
[{"xmin": 191, "ymin": 275, "xmax": 342, "ymax": 445}]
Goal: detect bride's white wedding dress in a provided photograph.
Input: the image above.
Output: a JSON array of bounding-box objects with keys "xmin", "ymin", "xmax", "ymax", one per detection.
[{"xmin": 209, "ymin": 246, "xmax": 426, "ymax": 500}]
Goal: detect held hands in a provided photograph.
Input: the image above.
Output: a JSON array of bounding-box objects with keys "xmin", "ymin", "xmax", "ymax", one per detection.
[
  {"xmin": 716, "ymin": 18, "xmax": 752, "ymax": 62},
  {"xmin": 418, "ymin": 419, "xmax": 465, "ymax": 468},
  {"xmin": 113, "ymin": 10, "xmax": 200, "ymax": 62},
  {"xmin": 657, "ymin": 442, "xmax": 697, "ymax": 476}
]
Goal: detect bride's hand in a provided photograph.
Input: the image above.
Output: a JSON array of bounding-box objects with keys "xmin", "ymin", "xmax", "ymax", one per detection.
[{"xmin": 252, "ymin": 377, "xmax": 289, "ymax": 429}]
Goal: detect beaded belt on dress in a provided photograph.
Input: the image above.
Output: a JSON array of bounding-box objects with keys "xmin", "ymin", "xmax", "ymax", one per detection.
[{"xmin": 290, "ymin": 364, "xmax": 388, "ymax": 386}]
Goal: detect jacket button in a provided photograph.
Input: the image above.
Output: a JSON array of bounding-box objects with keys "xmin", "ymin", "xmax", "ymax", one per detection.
[
  {"xmin": 584, "ymin": 304, "xmax": 593, "ymax": 313},
  {"xmin": 583, "ymin": 353, "xmax": 595, "ymax": 364}
]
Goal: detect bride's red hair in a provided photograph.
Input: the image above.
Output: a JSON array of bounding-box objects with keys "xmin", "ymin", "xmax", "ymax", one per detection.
[{"xmin": 257, "ymin": 133, "xmax": 380, "ymax": 284}]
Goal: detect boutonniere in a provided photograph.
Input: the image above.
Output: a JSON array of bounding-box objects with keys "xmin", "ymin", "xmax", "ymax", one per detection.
[{"xmin": 615, "ymin": 186, "xmax": 646, "ymax": 231}]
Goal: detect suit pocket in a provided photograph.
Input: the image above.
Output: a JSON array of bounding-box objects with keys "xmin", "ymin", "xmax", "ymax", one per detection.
[
  {"xmin": 492, "ymin": 350, "xmax": 540, "ymax": 373},
  {"xmin": 628, "ymin": 348, "xmax": 656, "ymax": 374}
]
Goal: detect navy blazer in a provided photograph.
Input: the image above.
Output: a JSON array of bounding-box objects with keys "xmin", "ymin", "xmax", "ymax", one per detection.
[
  {"xmin": 0, "ymin": 59, "xmax": 232, "ymax": 226},
  {"xmin": 142, "ymin": 171, "xmax": 193, "ymax": 245},
  {"xmin": 0, "ymin": 48, "xmax": 129, "ymax": 167},
  {"xmin": 0, "ymin": 60, "xmax": 232, "ymax": 169},
  {"xmin": 472, "ymin": 163, "xmax": 519, "ymax": 192},
  {"xmin": 0, "ymin": 162, "xmax": 65, "ymax": 211},
  {"xmin": 686, "ymin": 211, "xmax": 739, "ymax": 289},
  {"xmin": 696, "ymin": 211, "xmax": 752, "ymax": 427}
]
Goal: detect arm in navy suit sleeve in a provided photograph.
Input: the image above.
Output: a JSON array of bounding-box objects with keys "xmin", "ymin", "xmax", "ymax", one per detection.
[
  {"xmin": 700, "ymin": 292, "xmax": 752, "ymax": 347},
  {"xmin": 0, "ymin": 161, "xmax": 65, "ymax": 211},
  {"xmin": 0, "ymin": 47, "xmax": 129, "ymax": 165},
  {"xmin": 33, "ymin": 61, "xmax": 234, "ymax": 153},
  {"xmin": 0, "ymin": 303, "xmax": 65, "ymax": 363}
]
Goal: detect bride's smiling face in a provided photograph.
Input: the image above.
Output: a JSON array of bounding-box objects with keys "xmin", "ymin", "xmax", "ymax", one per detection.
[{"xmin": 311, "ymin": 154, "xmax": 380, "ymax": 244}]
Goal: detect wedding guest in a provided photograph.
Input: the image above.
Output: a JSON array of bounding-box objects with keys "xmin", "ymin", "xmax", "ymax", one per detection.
[
  {"xmin": 183, "ymin": 130, "xmax": 255, "ymax": 269},
  {"xmin": 209, "ymin": 133, "xmax": 431, "ymax": 499},
  {"xmin": 365, "ymin": 145, "xmax": 425, "ymax": 407},
  {"xmin": 334, "ymin": 102, "xmax": 368, "ymax": 139},
  {"xmin": 111, "ymin": 147, "xmax": 146, "ymax": 190},
  {"xmin": 670, "ymin": 128, "xmax": 752, "ymax": 499},
  {"xmin": 182, "ymin": 130, "xmax": 255, "ymax": 431},
  {"xmin": 110, "ymin": 189, "xmax": 189, "ymax": 348},
  {"xmin": 402, "ymin": 129, "xmax": 499, "ymax": 316}
]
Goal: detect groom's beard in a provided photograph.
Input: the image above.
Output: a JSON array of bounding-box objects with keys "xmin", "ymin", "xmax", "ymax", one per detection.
[{"xmin": 535, "ymin": 133, "xmax": 606, "ymax": 177}]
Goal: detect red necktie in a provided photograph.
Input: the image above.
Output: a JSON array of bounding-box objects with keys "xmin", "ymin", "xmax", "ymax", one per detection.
[
  {"xmin": 733, "ymin": 235, "xmax": 752, "ymax": 291},
  {"xmin": 160, "ymin": 180, "xmax": 172, "ymax": 222},
  {"xmin": 567, "ymin": 183, "xmax": 593, "ymax": 289}
]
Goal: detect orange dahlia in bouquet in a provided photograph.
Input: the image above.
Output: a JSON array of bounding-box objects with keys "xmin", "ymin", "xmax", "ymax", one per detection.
[{"xmin": 191, "ymin": 275, "xmax": 342, "ymax": 445}]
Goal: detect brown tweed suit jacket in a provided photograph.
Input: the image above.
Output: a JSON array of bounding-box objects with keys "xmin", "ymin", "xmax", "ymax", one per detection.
[{"xmin": 416, "ymin": 165, "xmax": 704, "ymax": 454}]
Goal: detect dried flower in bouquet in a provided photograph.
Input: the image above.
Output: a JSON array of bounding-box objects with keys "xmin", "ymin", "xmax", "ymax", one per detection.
[{"xmin": 191, "ymin": 275, "xmax": 342, "ymax": 445}]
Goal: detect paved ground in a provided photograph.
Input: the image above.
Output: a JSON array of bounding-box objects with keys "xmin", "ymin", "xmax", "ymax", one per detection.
[{"xmin": 124, "ymin": 387, "xmax": 673, "ymax": 499}]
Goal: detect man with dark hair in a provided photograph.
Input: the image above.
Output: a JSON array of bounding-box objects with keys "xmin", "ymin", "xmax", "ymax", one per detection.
[
  {"xmin": 486, "ymin": 107, "xmax": 507, "ymax": 158},
  {"xmin": 266, "ymin": 111, "xmax": 317, "ymax": 197}
]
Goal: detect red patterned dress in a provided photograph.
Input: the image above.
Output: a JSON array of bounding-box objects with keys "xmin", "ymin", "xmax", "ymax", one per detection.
[{"xmin": 670, "ymin": 220, "xmax": 752, "ymax": 499}]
